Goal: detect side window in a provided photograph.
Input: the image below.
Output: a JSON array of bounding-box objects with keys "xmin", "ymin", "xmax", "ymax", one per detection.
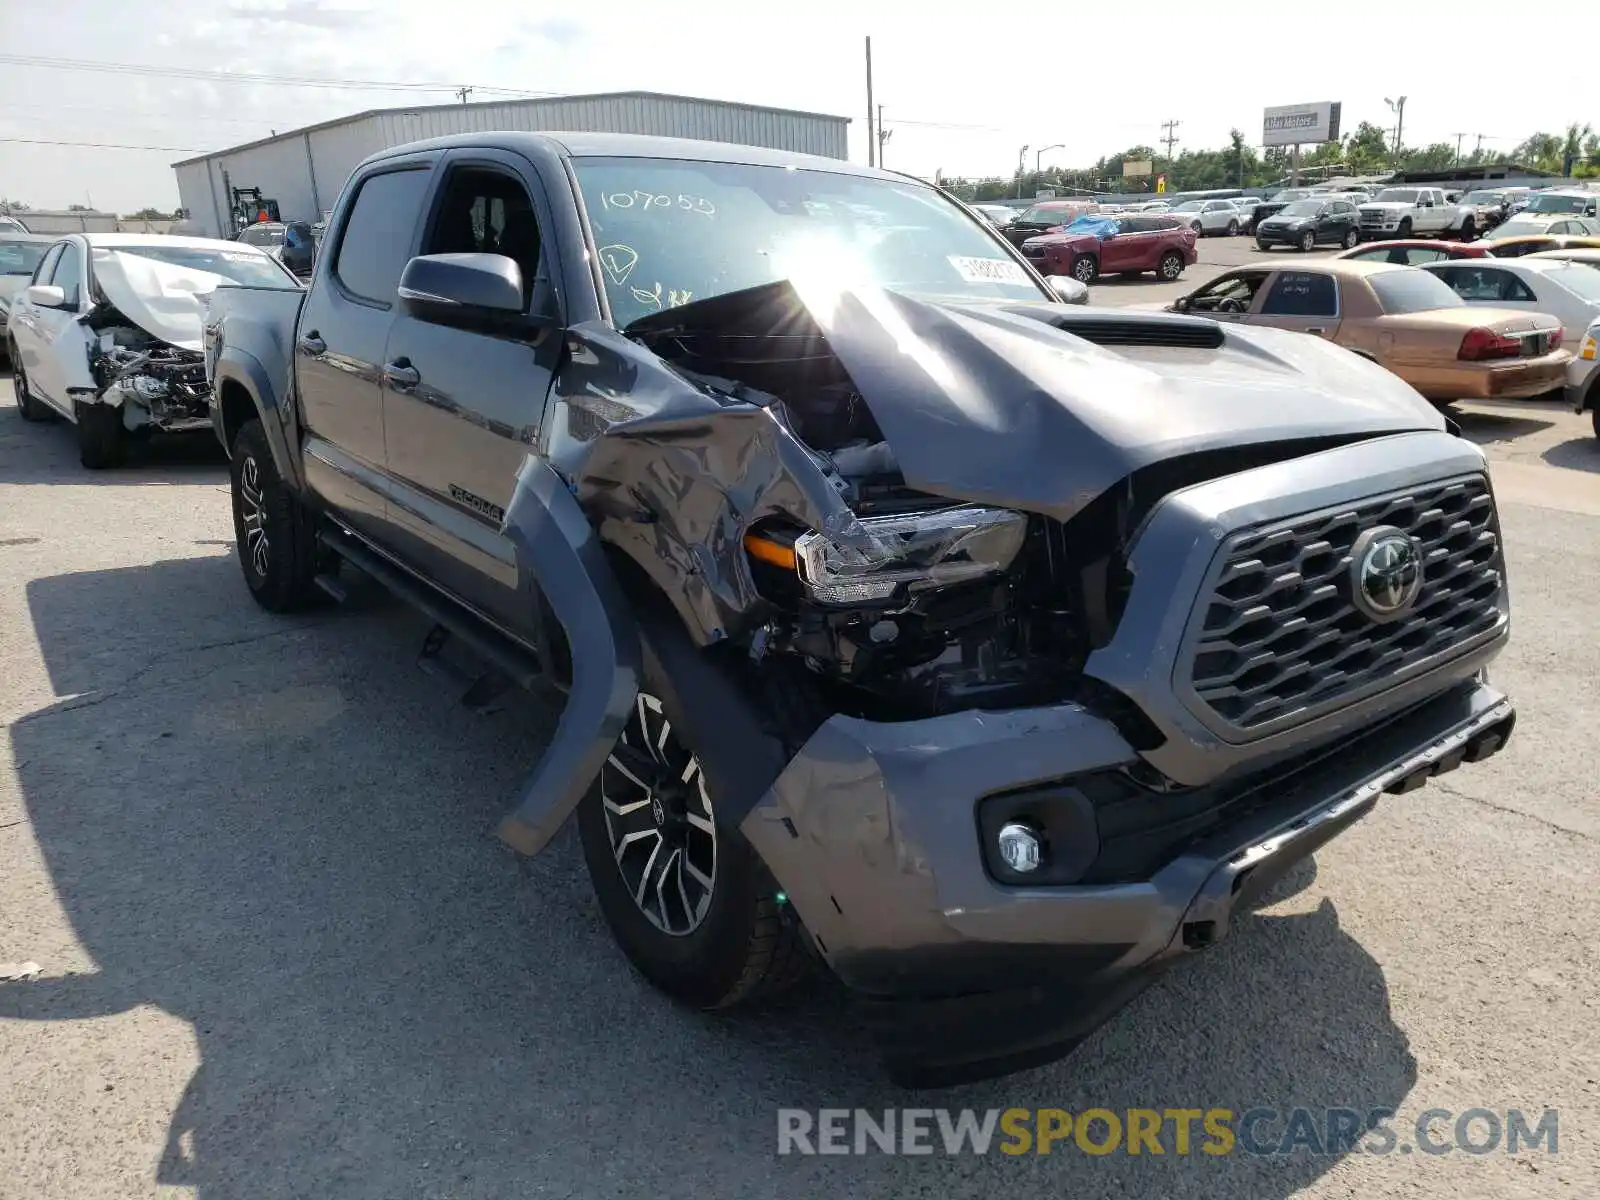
[
  {"xmin": 422, "ymin": 165, "xmax": 542, "ymax": 308},
  {"xmin": 49, "ymin": 241, "xmax": 82, "ymax": 308},
  {"xmin": 1121, "ymin": 216, "xmax": 1150, "ymax": 235},
  {"xmin": 1496, "ymin": 272, "xmax": 1537, "ymax": 302},
  {"xmin": 1403, "ymin": 247, "xmax": 1447, "ymax": 264},
  {"xmin": 333, "ymin": 167, "xmax": 432, "ymax": 304},
  {"xmin": 1189, "ymin": 271, "xmax": 1266, "ymax": 311},
  {"xmin": 32, "ymin": 243, "xmax": 62, "ymax": 286},
  {"xmin": 1260, "ymin": 271, "xmax": 1338, "ymax": 317}
]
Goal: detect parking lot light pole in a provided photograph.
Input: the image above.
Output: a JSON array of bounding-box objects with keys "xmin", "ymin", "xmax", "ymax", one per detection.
[
  {"xmin": 1385, "ymin": 95, "xmax": 1407, "ymax": 162},
  {"xmin": 1015, "ymin": 144, "xmax": 1029, "ymax": 198},
  {"xmin": 1035, "ymin": 143, "xmax": 1064, "ymax": 178}
]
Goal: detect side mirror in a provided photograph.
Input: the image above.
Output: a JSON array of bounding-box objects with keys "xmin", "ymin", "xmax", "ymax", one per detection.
[
  {"xmin": 25, "ymin": 284, "xmax": 67, "ymax": 308},
  {"xmin": 1046, "ymin": 275, "xmax": 1089, "ymax": 305},
  {"xmin": 1172, "ymin": 296, "xmax": 1191, "ymax": 312},
  {"xmin": 398, "ymin": 252, "xmax": 530, "ymax": 327}
]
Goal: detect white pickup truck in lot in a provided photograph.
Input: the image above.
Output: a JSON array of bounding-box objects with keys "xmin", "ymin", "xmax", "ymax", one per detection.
[{"xmin": 1358, "ymin": 187, "xmax": 1476, "ymax": 242}]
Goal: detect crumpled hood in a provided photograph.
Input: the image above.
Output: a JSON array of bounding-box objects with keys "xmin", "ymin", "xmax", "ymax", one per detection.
[
  {"xmin": 92, "ymin": 250, "xmax": 228, "ymax": 352},
  {"xmin": 629, "ymin": 281, "xmax": 1446, "ymax": 523}
]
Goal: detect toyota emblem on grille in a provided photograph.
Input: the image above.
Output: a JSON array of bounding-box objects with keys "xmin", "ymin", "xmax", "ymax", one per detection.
[{"xmin": 1350, "ymin": 526, "xmax": 1423, "ymax": 622}]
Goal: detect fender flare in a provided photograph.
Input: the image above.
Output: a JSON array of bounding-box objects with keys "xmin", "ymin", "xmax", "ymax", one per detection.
[
  {"xmin": 495, "ymin": 458, "xmax": 643, "ymax": 856},
  {"xmin": 212, "ymin": 347, "xmax": 305, "ymax": 492}
]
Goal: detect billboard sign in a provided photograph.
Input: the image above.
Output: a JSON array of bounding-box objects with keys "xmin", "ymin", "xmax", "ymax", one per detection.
[
  {"xmin": 1262, "ymin": 102, "xmax": 1342, "ymax": 147},
  {"xmin": 1123, "ymin": 159, "xmax": 1154, "ymax": 177}
]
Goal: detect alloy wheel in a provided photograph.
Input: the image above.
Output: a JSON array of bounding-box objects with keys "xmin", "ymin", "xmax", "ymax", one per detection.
[
  {"xmin": 238, "ymin": 455, "xmax": 271, "ymax": 578},
  {"xmin": 601, "ymin": 692, "xmax": 717, "ymax": 937}
]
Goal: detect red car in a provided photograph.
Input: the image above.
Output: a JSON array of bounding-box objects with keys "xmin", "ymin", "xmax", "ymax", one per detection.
[
  {"xmin": 1336, "ymin": 239, "xmax": 1492, "ymax": 266},
  {"xmin": 1020, "ymin": 214, "xmax": 1197, "ymax": 283}
]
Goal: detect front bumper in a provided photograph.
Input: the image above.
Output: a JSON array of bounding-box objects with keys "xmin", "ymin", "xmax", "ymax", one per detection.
[
  {"xmin": 1568, "ymin": 353, "xmax": 1598, "ymax": 411},
  {"xmin": 741, "ymin": 679, "xmax": 1514, "ymax": 1084},
  {"xmin": 1255, "ymin": 225, "xmax": 1312, "ymax": 245}
]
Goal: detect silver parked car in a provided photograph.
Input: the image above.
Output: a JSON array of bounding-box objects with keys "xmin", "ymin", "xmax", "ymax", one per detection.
[{"xmin": 1169, "ymin": 198, "xmax": 1245, "ymax": 237}]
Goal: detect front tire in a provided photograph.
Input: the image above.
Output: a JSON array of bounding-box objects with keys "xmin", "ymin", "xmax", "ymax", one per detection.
[
  {"xmin": 10, "ymin": 353, "xmax": 51, "ymax": 422},
  {"xmin": 1459, "ymin": 217, "xmax": 1476, "ymax": 242},
  {"xmin": 1071, "ymin": 254, "xmax": 1099, "ymax": 283},
  {"xmin": 1342, "ymin": 227, "xmax": 1360, "ymax": 250},
  {"xmin": 1226, "ymin": 218, "xmax": 1240, "ymax": 236},
  {"xmin": 75, "ymin": 401, "xmax": 123, "ymax": 469},
  {"xmin": 1157, "ymin": 251, "xmax": 1184, "ymax": 281},
  {"xmin": 1397, "ymin": 217, "xmax": 1413, "ymax": 239},
  {"xmin": 230, "ymin": 418, "xmax": 319, "ymax": 611},
  {"xmin": 1591, "ymin": 404, "xmax": 1600, "ymax": 442},
  {"xmin": 577, "ymin": 627, "xmax": 808, "ymax": 1010},
  {"xmin": 1299, "ymin": 230, "xmax": 1316, "ymax": 253}
]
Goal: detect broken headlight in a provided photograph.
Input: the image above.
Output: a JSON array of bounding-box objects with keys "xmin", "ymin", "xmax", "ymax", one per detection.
[{"xmin": 767, "ymin": 506, "xmax": 1027, "ymax": 606}]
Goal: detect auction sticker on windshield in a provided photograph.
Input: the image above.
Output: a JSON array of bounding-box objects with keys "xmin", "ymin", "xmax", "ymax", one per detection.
[{"xmin": 948, "ymin": 256, "xmax": 1029, "ymax": 285}]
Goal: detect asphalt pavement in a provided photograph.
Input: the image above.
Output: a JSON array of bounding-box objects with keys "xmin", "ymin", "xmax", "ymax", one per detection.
[{"xmin": 2, "ymin": 289, "xmax": 1598, "ymax": 1199}]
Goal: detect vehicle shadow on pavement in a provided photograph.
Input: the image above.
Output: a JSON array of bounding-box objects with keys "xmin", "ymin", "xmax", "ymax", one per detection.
[
  {"xmin": 1541, "ymin": 437, "xmax": 1600, "ymax": 473},
  {"xmin": 3, "ymin": 554, "xmax": 1416, "ymax": 1199},
  {"xmin": 1448, "ymin": 407, "xmax": 1555, "ymax": 447},
  {"xmin": 0, "ymin": 400, "xmax": 228, "ymax": 486}
]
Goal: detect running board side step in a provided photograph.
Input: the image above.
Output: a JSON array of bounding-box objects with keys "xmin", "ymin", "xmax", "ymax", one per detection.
[{"xmin": 315, "ymin": 526, "xmax": 552, "ymax": 707}]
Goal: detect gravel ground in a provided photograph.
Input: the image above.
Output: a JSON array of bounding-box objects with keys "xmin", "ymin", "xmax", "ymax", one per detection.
[{"xmin": 2, "ymin": 345, "xmax": 1597, "ymax": 1198}]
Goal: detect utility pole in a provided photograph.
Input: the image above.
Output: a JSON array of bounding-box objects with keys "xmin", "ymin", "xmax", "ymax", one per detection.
[
  {"xmin": 876, "ymin": 104, "xmax": 892, "ymax": 168},
  {"xmin": 1452, "ymin": 132, "xmax": 1466, "ymax": 166},
  {"xmin": 1015, "ymin": 144, "xmax": 1029, "ymax": 199},
  {"xmin": 1160, "ymin": 118, "xmax": 1181, "ymax": 161},
  {"xmin": 864, "ymin": 37, "xmax": 876, "ymax": 167},
  {"xmin": 455, "ymin": 86, "xmax": 473, "ymax": 104}
]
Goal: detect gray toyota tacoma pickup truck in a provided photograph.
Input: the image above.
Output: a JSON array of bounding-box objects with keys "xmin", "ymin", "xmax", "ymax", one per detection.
[{"xmin": 203, "ymin": 131, "xmax": 1516, "ymax": 1085}]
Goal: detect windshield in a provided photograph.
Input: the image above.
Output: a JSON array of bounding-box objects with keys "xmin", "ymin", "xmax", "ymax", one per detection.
[
  {"xmin": 237, "ymin": 224, "xmax": 286, "ymax": 247},
  {"xmin": 1492, "ymin": 221, "xmax": 1552, "ymax": 241},
  {"xmin": 1018, "ymin": 205, "xmax": 1072, "ymax": 224},
  {"xmin": 1270, "ymin": 189, "xmax": 1310, "ymax": 203},
  {"xmin": 0, "ymin": 238, "xmax": 49, "ymax": 275},
  {"xmin": 572, "ymin": 156, "xmax": 1045, "ymax": 327},
  {"xmin": 1369, "ymin": 270, "xmax": 1464, "ymax": 314},
  {"xmin": 1462, "ymin": 191, "xmax": 1503, "ymax": 205},
  {"xmin": 1280, "ymin": 201, "xmax": 1323, "ymax": 218},
  {"xmin": 1171, "ymin": 201, "xmax": 1205, "ymax": 212},
  {"xmin": 92, "ymin": 244, "xmax": 300, "ymax": 289},
  {"xmin": 1373, "ymin": 189, "xmax": 1420, "ymax": 204},
  {"xmin": 1526, "ymin": 193, "xmax": 1590, "ymax": 214},
  {"xmin": 1546, "ymin": 262, "xmax": 1600, "ymax": 301}
]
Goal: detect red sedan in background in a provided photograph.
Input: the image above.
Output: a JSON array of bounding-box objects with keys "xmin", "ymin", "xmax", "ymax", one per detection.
[
  {"xmin": 1337, "ymin": 239, "xmax": 1492, "ymax": 266},
  {"xmin": 1021, "ymin": 214, "xmax": 1197, "ymax": 283}
]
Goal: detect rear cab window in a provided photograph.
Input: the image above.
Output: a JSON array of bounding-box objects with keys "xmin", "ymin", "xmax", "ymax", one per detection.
[
  {"xmin": 1260, "ymin": 271, "xmax": 1338, "ymax": 317},
  {"xmin": 333, "ymin": 168, "xmax": 433, "ymax": 304}
]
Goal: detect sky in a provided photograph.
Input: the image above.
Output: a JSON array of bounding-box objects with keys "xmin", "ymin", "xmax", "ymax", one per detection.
[{"xmin": 0, "ymin": 0, "xmax": 1592, "ymax": 214}]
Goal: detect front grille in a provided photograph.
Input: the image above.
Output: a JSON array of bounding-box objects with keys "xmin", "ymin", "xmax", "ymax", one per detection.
[
  {"xmin": 1359, "ymin": 211, "xmax": 1387, "ymax": 227},
  {"xmin": 1184, "ymin": 474, "xmax": 1503, "ymax": 734}
]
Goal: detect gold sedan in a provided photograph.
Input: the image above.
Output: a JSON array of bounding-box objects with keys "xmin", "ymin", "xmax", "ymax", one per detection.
[{"xmin": 1168, "ymin": 259, "xmax": 1570, "ymax": 402}]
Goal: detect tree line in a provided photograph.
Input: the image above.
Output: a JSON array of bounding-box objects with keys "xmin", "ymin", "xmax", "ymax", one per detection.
[{"xmin": 943, "ymin": 122, "xmax": 1598, "ymax": 201}]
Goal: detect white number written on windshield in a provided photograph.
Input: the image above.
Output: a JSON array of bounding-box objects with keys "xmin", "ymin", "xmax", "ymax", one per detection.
[{"xmin": 600, "ymin": 191, "xmax": 716, "ymax": 217}]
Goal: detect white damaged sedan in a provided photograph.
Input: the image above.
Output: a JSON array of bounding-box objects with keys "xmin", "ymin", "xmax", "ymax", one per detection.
[{"xmin": 6, "ymin": 233, "xmax": 302, "ymax": 468}]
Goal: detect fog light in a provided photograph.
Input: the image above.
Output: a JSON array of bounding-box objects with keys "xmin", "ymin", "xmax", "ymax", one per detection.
[{"xmin": 996, "ymin": 822, "xmax": 1044, "ymax": 874}]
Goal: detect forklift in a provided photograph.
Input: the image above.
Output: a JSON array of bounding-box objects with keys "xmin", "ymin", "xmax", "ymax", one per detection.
[{"xmin": 229, "ymin": 186, "xmax": 281, "ymax": 234}]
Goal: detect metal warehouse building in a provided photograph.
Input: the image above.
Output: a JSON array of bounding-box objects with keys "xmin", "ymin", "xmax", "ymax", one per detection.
[{"xmin": 172, "ymin": 90, "xmax": 851, "ymax": 239}]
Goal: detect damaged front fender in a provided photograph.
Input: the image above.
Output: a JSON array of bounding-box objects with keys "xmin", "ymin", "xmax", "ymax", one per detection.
[{"xmin": 495, "ymin": 457, "xmax": 642, "ymax": 856}]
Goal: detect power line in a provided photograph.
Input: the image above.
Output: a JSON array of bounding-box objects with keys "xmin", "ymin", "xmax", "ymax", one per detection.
[
  {"xmin": 0, "ymin": 52, "xmax": 558, "ymax": 98},
  {"xmin": 0, "ymin": 136, "xmax": 205, "ymax": 152}
]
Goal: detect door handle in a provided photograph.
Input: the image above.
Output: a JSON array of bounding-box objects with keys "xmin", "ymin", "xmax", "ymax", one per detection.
[
  {"xmin": 297, "ymin": 332, "xmax": 326, "ymax": 356},
  {"xmin": 383, "ymin": 358, "xmax": 420, "ymax": 391},
  {"xmin": 1306, "ymin": 327, "xmax": 1327, "ymax": 335}
]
